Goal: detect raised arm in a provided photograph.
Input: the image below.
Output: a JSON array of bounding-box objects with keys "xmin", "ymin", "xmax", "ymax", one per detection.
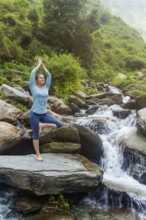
[
  {"xmin": 29, "ymin": 58, "xmax": 42, "ymax": 88},
  {"xmin": 42, "ymin": 63, "xmax": 52, "ymax": 90}
]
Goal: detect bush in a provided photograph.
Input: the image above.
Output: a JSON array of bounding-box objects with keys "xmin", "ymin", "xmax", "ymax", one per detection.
[
  {"xmin": 10, "ymin": 101, "xmax": 28, "ymax": 112},
  {"xmin": 40, "ymin": 53, "xmax": 84, "ymax": 100},
  {"xmin": 113, "ymin": 77, "xmax": 134, "ymax": 90},
  {"xmin": 126, "ymin": 59, "xmax": 145, "ymax": 70},
  {"xmin": 127, "ymin": 89, "xmax": 146, "ymax": 98},
  {"xmin": 0, "ymin": 62, "xmax": 30, "ymax": 87}
]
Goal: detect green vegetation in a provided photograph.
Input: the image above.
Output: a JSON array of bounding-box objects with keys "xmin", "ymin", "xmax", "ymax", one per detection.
[
  {"xmin": 0, "ymin": 0, "xmax": 146, "ymax": 99},
  {"xmin": 48, "ymin": 194, "xmax": 70, "ymax": 212},
  {"xmin": 128, "ymin": 89, "xmax": 146, "ymax": 98},
  {"xmin": 100, "ymin": 0, "xmax": 146, "ymax": 41},
  {"xmin": 10, "ymin": 101, "xmax": 28, "ymax": 112}
]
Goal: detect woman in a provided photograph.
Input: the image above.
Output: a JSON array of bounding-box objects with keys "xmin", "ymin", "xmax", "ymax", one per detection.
[{"xmin": 29, "ymin": 58, "xmax": 63, "ymax": 161}]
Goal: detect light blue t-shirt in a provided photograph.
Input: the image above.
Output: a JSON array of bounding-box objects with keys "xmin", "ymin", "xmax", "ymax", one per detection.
[{"xmin": 29, "ymin": 66, "xmax": 51, "ymax": 114}]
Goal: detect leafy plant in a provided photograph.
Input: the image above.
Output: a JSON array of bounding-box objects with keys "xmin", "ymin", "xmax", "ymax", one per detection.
[
  {"xmin": 10, "ymin": 101, "xmax": 28, "ymax": 112},
  {"xmin": 48, "ymin": 194, "xmax": 70, "ymax": 212},
  {"xmin": 127, "ymin": 89, "xmax": 146, "ymax": 98}
]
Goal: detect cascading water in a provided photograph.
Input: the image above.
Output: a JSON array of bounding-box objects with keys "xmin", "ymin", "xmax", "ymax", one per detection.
[
  {"xmin": 0, "ymin": 186, "xmax": 20, "ymax": 220},
  {"xmin": 73, "ymin": 104, "xmax": 146, "ymax": 219},
  {"xmin": 1, "ymin": 87, "xmax": 146, "ymax": 220}
]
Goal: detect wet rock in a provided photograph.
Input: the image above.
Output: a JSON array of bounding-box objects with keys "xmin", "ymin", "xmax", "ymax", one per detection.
[
  {"xmin": 121, "ymin": 100, "xmax": 137, "ymax": 109},
  {"xmin": 32, "ymin": 214, "xmax": 75, "ymax": 220},
  {"xmin": 91, "ymin": 210, "xmax": 139, "ymax": 220},
  {"xmin": 122, "ymin": 129, "xmax": 146, "ymax": 157},
  {"xmin": 74, "ymin": 112, "xmax": 88, "ymax": 117},
  {"xmin": 113, "ymin": 109, "xmax": 131, "ymax": 119},
  {"xmin": 16, "ymin": 197, "xmax": 42, "ymax": 214},
  {"xmin": 136, "ymin": 108, "xmax": 146, "ymax": 136},
  {"xmin": 73, "ymin": 123, "xmax": 103, "ymax": 162},
  {"xmin": 94, "ymin": 184, "xmax": 142, "ymax": 216},
  {"xmin": 121, "ymin": 129, "xmax": 146, "ymax": 172},
  {"xmin": 0, "ymin": 154, "xmax": 103, "ymax": 195},
  {"xmin": 111, "ymin": 95, "xmax": 123, "ymax": 105},
  {"xmin": 41, "ymin": 142, "xmax": 81, "ymax": 154},
  {"xmin": 73, "ymin": 116, "xmax": 110, "ymax": 135},
  {"xmin": 85, "ymin": 93, "xmax": 123, "ymax": 106},
  {"xmin": 85, "ymin": 105, "xmax": 100, "ymax": 115},
  {"xmin": 129, "ymin": 164, "xmax": 146, "ymax": 185}
]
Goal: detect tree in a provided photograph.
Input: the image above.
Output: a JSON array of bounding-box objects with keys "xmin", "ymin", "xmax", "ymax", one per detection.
[{"xmin": 42, "ymin": 0, "xmax": 99, "ymax": 69}]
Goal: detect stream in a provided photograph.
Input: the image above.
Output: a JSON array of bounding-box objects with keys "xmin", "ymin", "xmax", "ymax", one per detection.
[{"xmin": 1, "ymin": 88, "xmax": 146, "ymax": 219}]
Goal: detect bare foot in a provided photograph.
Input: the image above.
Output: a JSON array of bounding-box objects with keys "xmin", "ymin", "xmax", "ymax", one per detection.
[{"xmin": 36, "ymin": 155, "xmax": 43, "ymax": 161}]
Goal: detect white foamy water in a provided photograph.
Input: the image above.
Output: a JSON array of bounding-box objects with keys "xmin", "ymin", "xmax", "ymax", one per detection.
[
  {"xmin": 75, "ymin": 104, "xmax": 146, "ymax": 218},
  {"xmin": 0, "ymin": 188, "xmax": 21, "ymax": 220}
]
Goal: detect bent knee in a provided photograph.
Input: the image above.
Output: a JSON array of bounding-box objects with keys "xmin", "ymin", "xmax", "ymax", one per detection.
[{"xmin": 57, "ymin": 122, "xmax": 63, "ymax": 128}]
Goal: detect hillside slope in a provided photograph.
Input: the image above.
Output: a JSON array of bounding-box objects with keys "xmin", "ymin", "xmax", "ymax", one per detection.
[{"xmin": 100, "ymin": 0, "xmax": 146, "ymax": 41}]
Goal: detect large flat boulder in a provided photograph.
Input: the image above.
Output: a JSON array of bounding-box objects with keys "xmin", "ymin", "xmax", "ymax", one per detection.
[{"xmin": 0, "ymin": 154, "xmax": 103, "ymax": 195}]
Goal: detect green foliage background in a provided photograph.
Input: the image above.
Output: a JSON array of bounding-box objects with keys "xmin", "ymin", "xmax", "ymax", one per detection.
[{"xmin": 0, "ymin": 0, "xmax": 146, "ymax": 98}]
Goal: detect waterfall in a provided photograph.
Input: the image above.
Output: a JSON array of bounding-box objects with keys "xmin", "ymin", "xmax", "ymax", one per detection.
[
  {"xmin": 0, "ymin": 186, "xmax": 19, "ymax": 220},
  {"xmin": 74, "ymin": 104, "xmax": 146, "ymax": 219}
]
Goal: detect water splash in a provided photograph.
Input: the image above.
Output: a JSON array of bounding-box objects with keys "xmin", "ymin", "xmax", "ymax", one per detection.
[{"xmin": 74, "ymin": 104, "xmax": 146, "ymax": 219}]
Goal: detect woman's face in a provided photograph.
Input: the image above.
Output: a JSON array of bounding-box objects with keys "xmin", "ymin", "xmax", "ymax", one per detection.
[{"xmin": 36, "ymin": 74, "xmax": 45, "ymax": 86}]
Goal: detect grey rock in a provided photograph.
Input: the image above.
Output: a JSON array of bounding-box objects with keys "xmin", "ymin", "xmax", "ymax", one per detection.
[
  {"xmin": 16, "ymin": 197, "xmax": 42, "ymax": 214},
  {"xmin": 0, "ymin": 100, "xmax": 22, "ymax": 124},
  {"xmin": 0, "ymin": 122, "xmax": 21, "ymax": 153},
  {"xmin": 136, "ymin": 95, "xmax": 146, "ymax": 109},
  {"xmin": 0, "ymin": 154, "xmax": 103, "ymax": 195},
  {"xmin": 73, "ymin": 124, "xmax": 103, "ymax": 162},
  {"xmin": 74, "ymin": 90, "xmax": 87, "ymax": 100},
  {"xmin": 69, "ymin": 95, "xmax": 88, "ymax": 109},
  {"xmin": 136, "ymin": 108, "xmax": 146, "ymax": 136},
  {"xmin": 1, "ymin": 84, "xmax": 32, "ymax": 107},
  {"xmin": 40, "ymin": 126, "xmax": 80, "ymax": 145},
  {"xmin": 122, "ymin": 129, "xmax": 146, "ymax": 157},
  {"xmin": 113, "ymin": 109, "xmax": 131, "ymax": 119},
  {"xmin": 117, "ymin": 73, "xmax": 127, "ymax": 79},
  {"xmin": 121, "ymin": 100, "xmax": 137, "ymax": 109},
  {"xmin": 41, "ymin": 142, "xmax": 81, "ymax": 154},
  {"xmin": 70, "ymin": 102, "xmax": 80, "ymax": 113},
  {"xmin": 86, "ymin": 105, "xmax": 100, "ymax": 115}
]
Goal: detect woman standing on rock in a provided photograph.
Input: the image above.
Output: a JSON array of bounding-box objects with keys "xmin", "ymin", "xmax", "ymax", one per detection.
[{"xmin": 29, "ymin": 58, "xmax": 63, "ymax": 161}]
